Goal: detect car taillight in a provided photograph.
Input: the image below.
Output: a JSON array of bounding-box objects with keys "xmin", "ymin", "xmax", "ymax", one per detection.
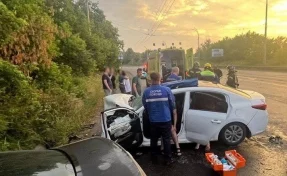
[{"xmin": 252, "ymin": 104, "xmax": 267, "ymax": 110}]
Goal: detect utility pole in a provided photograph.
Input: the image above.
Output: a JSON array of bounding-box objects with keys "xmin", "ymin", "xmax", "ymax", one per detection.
[
  {"xmin": 263, "ymin": 0, "xmax": 268, "ymax": 65},
  {"xmin": 86, "ymin": 0, "xmax": 91, "ymax": 35},
  {"xmin": 193, "ymin": 28, "xmax": 200, "ymax": 60}
]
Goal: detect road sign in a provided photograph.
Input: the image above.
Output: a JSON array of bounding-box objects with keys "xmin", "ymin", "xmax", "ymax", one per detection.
[{"xmin": 212, "ymin": 49, "xmax": 224, "ymax": 57}]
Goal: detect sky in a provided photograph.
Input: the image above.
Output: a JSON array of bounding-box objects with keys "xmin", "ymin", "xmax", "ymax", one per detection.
[{"xmin": 95, "ymin": 0, "xmax": 287, "ymax": 52}]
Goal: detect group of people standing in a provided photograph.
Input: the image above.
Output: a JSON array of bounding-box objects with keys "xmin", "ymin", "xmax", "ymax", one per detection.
[
  {"xmin": 102, "ymin": 67, "xmax": 143, "ymax": 97},
  {"xmin": 187, "ymin": 62, "xmax": 239, "ymax": 88}
]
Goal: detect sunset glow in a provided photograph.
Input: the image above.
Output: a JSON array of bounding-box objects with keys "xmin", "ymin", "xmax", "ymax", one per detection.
[{"xmin": 97, "ymin": 0, "xmax": 287, "ymax": 52}]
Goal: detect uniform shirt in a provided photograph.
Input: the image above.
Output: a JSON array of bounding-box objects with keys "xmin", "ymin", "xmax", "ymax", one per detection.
[
  {"xmin": 166, "ymin": 73, "xmax": 181, "ymax": 82},
  {"xmin": 142, "ymin": 85, "xmax": 175, "ymax": 122},
  {"xmin": 188, "ymin": 67, "xmax": 201, "ymax": 78}
]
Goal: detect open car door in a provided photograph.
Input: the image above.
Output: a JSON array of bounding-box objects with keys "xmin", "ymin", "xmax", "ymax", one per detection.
[
  {"xmin": 101, "ymin": 107, "xmax": 143, "ymax": 150},
  {"xmin": 185, "ymin": 91, "xmax": 228, "ymax": 145}
]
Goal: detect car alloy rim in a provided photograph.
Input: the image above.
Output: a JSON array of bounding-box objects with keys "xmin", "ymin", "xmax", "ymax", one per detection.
[{"xmin": 224, "ymin": 125, "xmax": 244, "ymax": 143}]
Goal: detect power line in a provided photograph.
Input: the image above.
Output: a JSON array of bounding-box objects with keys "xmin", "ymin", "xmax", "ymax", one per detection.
[
  {"xmin": 112, "ymin": 22, "xmax": 149, "ymax": 35},
  {"xmin": 142, "ymin": 0, "xmax": 176, "ymax": 46},
  {"xmin": 134, "ymin": 0, "xmax": 171, "ymax": 49}
]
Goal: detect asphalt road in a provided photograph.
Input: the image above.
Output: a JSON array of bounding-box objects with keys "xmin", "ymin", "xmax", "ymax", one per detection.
[{"xmin": 123, "ymin": 66, "xmax": 287, "ymax": 176}]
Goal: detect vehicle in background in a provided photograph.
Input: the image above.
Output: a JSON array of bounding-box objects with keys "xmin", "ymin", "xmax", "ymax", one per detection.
[
  {"xmin": 101, "ymin": 81, "xmax": 268, "ymax": 150},
  {"xmin": 145, "ymin": 48, "xmax": 193, "ymax": 86},
  {"xmin": 0, "ymin": 137, "xmax": 146, "ymax": 176}
]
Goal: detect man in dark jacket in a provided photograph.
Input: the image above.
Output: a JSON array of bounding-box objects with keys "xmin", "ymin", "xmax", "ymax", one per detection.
[
  {"xmin": 213, "ymin": 66, "xmax": 223, "ymax": 83},
  {"xmin": 187, "ymin": 62, "xmax": 201, "ymax": 79}
]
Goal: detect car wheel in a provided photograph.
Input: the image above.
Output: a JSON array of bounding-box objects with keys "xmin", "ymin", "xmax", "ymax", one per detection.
[{"xmin": 219, "ymin": 122, "xmax": 246, "ymax": 146}]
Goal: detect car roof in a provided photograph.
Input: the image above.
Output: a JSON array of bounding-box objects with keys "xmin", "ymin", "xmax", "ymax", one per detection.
[
  {"xmin": 162, "ymin": 79, "xmax": 220, "ymax": 89},
  {"xmin": 198, "ymin": 80, "xmax": 220, "ymax": 88},
  {"xmin": 170, "ymin": 81, "xmax": 250, "ymax": 99}
]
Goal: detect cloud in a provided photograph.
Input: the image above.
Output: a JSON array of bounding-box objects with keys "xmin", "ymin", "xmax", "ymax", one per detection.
[{"xmin": 97, "ymin": 0, "xmax": 287, "ymax": 52}]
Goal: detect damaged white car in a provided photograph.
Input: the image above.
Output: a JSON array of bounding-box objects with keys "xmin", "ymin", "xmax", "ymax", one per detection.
[{"xmin": 101, "ymin": 81, "xmax": 268, "ymax": 150}]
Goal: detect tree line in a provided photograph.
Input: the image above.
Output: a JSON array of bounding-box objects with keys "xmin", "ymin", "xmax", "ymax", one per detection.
[
  {"xmin": 197, "ymin": 31, "xmax": 287, "ymax": 66},
  {"xmin": 122, "ymin": 48, "xmax": 149, "ymax": 66},
  {"xmin": 0, "ymin": 0, "xmax": 122, "ymax": 150}
]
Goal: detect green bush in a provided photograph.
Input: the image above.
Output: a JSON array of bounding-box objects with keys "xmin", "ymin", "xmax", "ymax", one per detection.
[
  {"xmin": 0, "ymin": 60, "xmax": 103, "ymax": 150},
  {"xmin": 0, "ymin": 60, "xmax": 41, "ymax": 150}
]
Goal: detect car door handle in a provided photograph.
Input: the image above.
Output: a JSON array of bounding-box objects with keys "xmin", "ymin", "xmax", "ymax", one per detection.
[{"xmin": 211, "ymin": 120, "xmax": 222, "ymax": 124}]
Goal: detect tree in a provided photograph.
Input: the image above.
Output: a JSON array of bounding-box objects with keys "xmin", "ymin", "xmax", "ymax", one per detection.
[
  {"xmin": 123, "ymin": 48, "xmax": 136, "ymax": 64},
  {"xmin": 199, "ymin": 31, "xmax": 287, "ymax": 66},
  {"xmin": 0, "ymin": 0, "xmax": 58, "ymax": 75}
]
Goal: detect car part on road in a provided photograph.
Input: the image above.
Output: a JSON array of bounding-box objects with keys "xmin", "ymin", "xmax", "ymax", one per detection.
[{"xmin": 220, "ymin": 122, "xmax": 247, "ymax": 146}]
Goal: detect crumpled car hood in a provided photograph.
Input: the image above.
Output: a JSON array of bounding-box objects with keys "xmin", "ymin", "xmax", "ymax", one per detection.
[{"xmin": 104, "ymin": 94, "xmax": 134, "ymax": 110}]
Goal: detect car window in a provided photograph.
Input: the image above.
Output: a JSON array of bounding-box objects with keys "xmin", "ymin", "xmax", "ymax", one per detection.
[
  {"xmin": 174, "ymin": 93, "xmax": 185, "ymax": 112},
  {"xmin": 190, "ymin": 92, "xmax": 228, "ymax": 113}
]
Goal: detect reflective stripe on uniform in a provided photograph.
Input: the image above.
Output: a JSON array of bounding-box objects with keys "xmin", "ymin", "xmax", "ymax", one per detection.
[{"xmin": 146, "ymin": 98, "xmax": 168, "ymax": 102}]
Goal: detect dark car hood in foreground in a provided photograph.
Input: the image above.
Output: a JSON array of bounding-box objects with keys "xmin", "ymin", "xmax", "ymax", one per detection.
[
  {"xmin": 0, "ymin": 150, "xmax": 74, "ymax": 176},
  {"xmin": 0, "ymin": 137, "xmax": 145, "ymax": 176},
  {"xmin": 57, "ymin": 137, "xmax": 144, "ymax": 176}
]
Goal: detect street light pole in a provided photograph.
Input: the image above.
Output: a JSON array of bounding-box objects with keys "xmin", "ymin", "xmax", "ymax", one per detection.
[
  {"xmin": 193, "ymin": 28, "xmax": 200, "ymax": 60},
  {"xmin": 263, "ymin": 0, "xmax": 268, "ymax": 65}
]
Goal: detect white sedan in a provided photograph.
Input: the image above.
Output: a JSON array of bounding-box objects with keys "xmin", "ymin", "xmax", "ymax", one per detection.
[{"xmin": 101, "ymin": 81, "xmax": 268, "ymax": 150}]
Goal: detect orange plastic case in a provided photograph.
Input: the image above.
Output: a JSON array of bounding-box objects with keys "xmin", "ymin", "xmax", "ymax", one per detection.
[
  {"xmin": 205, "ymin": 150, "xmax": 246, "ymax": 176},
  {"xmin": 205, "ymin": 153, "xmax": 223, "ymax": 171},
  {"xmin": 225, "ymin": 150, "xmax": 246, "ymax": 169}
]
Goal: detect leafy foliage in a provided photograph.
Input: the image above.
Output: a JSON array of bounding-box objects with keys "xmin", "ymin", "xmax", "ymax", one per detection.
[
  {"xmin": 197, "ymin": 31, "xmax": 287, "ymax": 65},
  {"xmin": 0, "ymin": 0, "xmax": 58, "ymax": 74},
  {"xmin": 0, "ymin": 0, "xmax": 120, "ymax": 151},
  {"xmin": 123, "ymin": 48, "xmax": 144, "ymax": 66}
]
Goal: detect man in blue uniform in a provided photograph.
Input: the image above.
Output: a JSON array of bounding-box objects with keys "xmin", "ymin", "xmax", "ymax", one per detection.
[
  {"xmin": 166, "ymin": 67, "xmax": 181, "ymax": 82},
  {"xmin": 142, "ymin": 72, "xmax": 176, "ymax": 165}
]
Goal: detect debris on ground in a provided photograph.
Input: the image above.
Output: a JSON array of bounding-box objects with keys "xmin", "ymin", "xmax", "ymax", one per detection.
[
  {"xmin": 68, "ymin": 135, "xmax": 82, "ymax": 143},
  {"xmin": 82, "ymin": 123, "xmax": 96, "ymax": 130},
  {"xmin": 268, "ymin": 136, "xmax": 283, "ymax": 145}
]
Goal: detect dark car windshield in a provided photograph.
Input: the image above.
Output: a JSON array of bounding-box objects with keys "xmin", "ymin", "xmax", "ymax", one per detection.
[{"xmin": 0, "ymin": 150, "xmax": 75, "ymax": 176}]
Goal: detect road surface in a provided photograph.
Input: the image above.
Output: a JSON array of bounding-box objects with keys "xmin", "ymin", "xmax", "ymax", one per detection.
[{"xmin": 124, "ymin": 66, "xmax": 287, "ymax": 176}]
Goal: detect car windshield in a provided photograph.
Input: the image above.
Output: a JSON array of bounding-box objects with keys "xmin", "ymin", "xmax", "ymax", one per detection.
[{"xmin": 130, "ymin": 96, "xmax": 143, "ymax": 110}]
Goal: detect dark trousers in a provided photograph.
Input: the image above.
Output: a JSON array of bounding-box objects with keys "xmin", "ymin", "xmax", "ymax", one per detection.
[{"xmin": 150, "ymin": 121, "xmax": 172, "ymax": 161}]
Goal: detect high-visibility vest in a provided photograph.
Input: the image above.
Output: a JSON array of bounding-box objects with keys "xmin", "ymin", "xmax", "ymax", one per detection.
[{"xmin": 200, "ymin": 70, "xmax": 216, "ymax": 82}]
